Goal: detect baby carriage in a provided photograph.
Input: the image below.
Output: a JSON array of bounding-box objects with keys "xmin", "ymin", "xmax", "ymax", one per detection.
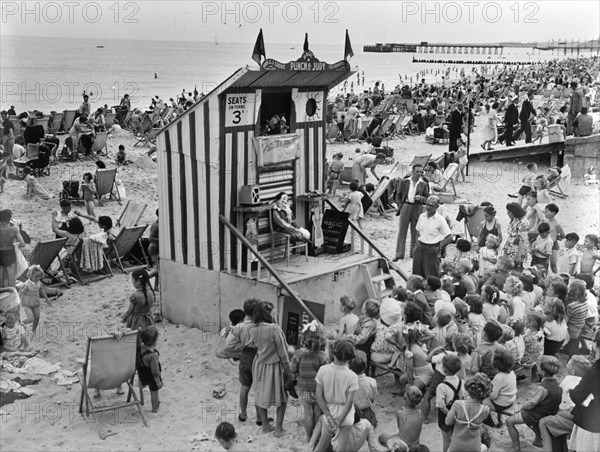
[
  {"xmin": 14, "ymin": 142, "xmax": 54, "ymax": 178},
  {"xmin": 59, "ymin": 175, "xmax": 82, "ymax": 203}
]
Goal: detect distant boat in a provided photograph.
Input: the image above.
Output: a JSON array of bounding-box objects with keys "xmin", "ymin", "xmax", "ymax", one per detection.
[
  {"xmin": 96, "ymin": 45, "xmax": 104, "ymax": 48},
  {"xmin": 290, "ymin": 47, "xmax": 295, "ymax": 50}
]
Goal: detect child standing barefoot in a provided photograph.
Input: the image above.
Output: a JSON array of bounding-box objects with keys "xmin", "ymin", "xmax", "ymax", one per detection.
[
  {"xmin": 379, "ymin": 385, "xmax": 424, "ymax": 449},
  {"xmin": 122, "ymin": 268, "xmax": 155, "ymax": 331},
  {"xmin": 505, "ymin": 355, "xmax": 562, "ymax": 451},
  {"xmin": 79, "ymin": 172, "xmax": 97, "ymax": 217},
  {"xmin": 341, "ymin": 181, "xmax": 365, "ymax": 230},
  {"xmin": 445, "ymin": 372, "xmax": 492, "ymax": 452},
  {"xmin": 137, "ymin": 325, "xmax": 163, "ymax": 413},
  {"xmin": 290, "ymin": 321, "xmax": 329, "ymax": 440},
  {"xmin": 19, "ymin": 265, "xmax": 53, "ymax": 335}
]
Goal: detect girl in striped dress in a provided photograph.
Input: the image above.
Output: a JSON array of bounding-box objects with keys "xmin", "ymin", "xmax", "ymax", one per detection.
[{"xmin": 249, "ymin": 302, "xmax": 291, "ymax": 437}]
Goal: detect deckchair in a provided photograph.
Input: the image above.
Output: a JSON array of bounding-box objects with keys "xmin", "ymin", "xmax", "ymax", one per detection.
[
  {"xmin": 104, "ymin": 112, "xmax": 116, "ymax": 128},
  {"xmin": 92, "ymin": 131, "xmax": 109, "ymax": 157},
  {"xmin": 61, "ymin": 110, "xmax": 77, "ymax": 133},
  {"xmin": 69, "ymin": 238, "xmax": 113, "ymax": 285},
  {"xmin": 406, "ymin": 100, "xmax": 417, "ymax": 115},
  {"xmin": 365, "ymin": 176, "xmax": 392, "ymax": 215},
  {"xmin": 325, "ymin": 122, "xmax": 340, "ymax": 143},
  {"xmin": 461, "ymin": 205, "xmax": 486, "ymax": 244},
  {"xmin": 79, "ymin": 331, "xmax": 147, "ymax": 439},
  {"xmin": 9, "ymin": 118, "xmax": 22, "ymax": 138},
  {"xmin": 106, "ymin": 225, "xmax": 148, "ymax": 273},
  {"xmin": 433, "ymin": 163, "xmax": 464, "ymax": 204},
  {"xmin": 48, "ymin": 112, "xmax": 64, "ymax": 135},
  {"xmin": 95, "ymin": 168, "xmax": 121, "ymax": 206},
  {"xmin": 37, "ymin": 115, "xmax": 50, "ymax": 133},
  {"xmin": 134, "ymin": 128, "xmax": 161, "ymax": 147},
  {"xmin": 410, "ymin": 154, "xmax": 431, "ymax": 169},
  {"xmin": 355, "ymin": 120, "xmax": 369, "ymax": 141},
  {"xmin": 18, "ymin": 238, "xmax": 70, "ymax": 287},
  {"xmin": 116, "ymin": 200, "xmax": 147, "ymax": 229}
]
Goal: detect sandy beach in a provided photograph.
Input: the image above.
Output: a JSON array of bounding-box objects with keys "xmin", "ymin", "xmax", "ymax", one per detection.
[{"xmin": 0, "ymin": 111, "xmax": 599, "ymax": 452}]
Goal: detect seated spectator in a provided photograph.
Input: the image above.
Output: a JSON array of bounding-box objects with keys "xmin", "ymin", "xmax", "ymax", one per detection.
[{"xmin": 573, "ymin": 107, "xmax": 593, "ymax": 137}]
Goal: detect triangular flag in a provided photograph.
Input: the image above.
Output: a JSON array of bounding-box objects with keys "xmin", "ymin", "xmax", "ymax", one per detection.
[
  {"xmin": 194, "ymin": 85, "xmax": 198, "ymax": 96},
  {"xmin": 252, "ymin": 29, "xmax": 266, "ymax": 66},
  {"xmin": 344, "ymin": 29, "xmax": 354, "ymax": 60},
  {"xmin": 303, "ymin": 33, "xmax": 309, "ymax": 52}
]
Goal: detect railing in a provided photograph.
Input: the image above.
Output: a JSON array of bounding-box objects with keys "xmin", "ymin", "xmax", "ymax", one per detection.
[
  {"xmin": 324, "ymin": 199, "xmax": 408, "ymax": 282},
  {"xmin": 219, "ymin": 215, "xmax": 323, "ymax": 326}
]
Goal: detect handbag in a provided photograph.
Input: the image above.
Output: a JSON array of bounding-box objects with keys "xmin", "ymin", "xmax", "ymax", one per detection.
[{"xmin": 14, "ymin": 243, "xmax": 29, "ymax": 279}]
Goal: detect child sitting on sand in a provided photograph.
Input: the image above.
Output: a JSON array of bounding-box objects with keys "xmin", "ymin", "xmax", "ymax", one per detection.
[
  {"xmin": 215, "ymin": 422, "xmax": 242, "ymax": 451},
  {"xmin": 379, "ymin": 385, "xmax": 424, "ymax": 449},
  {"xmin": 116, "ymin": 144, "xmax": 134, "ymax": 165},
  {"xmin": 1, "ymin": 311, "xmax": 31, "ymax": 352},
  {"xmin": 137, "ymin": 325, "xmax": 163, "ymax": 413}
]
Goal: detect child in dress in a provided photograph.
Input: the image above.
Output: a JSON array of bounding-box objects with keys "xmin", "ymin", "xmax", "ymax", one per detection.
[
  {"xmin": 290, "ymin": 321, "xmax": 329, "ymax": 440},
  {"xmin": 467, "ymin": 297, "xmax": 486, "ymax": 347},
  {"xmin": 341, "ymin": 181, "xmax": 365, "ymax": 230},
  {"xmin": 531, "ymin": 117, "xmax": 547, "ymax": 144},
  {"xmin": 505, "ymin": 318, "xmax": 525, "ymax": 365},
  {"xmin": 437, "ymin": 354, "xmax": 465, "ymax": 452},
  {"xmin": 520, "ymin": 311, "xmax": 545, "ymax": 382},
  {"xmin": 398, "ymin": 325, "xmax": 434, "ymax": 395},
  {"xmin": 350, "ymin": 350, "xmax": 378, "ymax": 428},
  {"xmin": 122, "ymin": 268, "xmax": 155, "ymax": 331},
  {"xmin": 506, "ymin": 356, "xmax": 562, "ymax": 451},
  {"xmin": 19, "ymin": 265, "xmax": 52, "ymax": 335},
  {"xmin": 313, "ymin": 340, "xmax": 358, "ymax": 452},
  {"xmin": 137, "ymin": 325, "xmax": 163, "ymax": 413},
  {"xmin": 336, "ymin": 295, "xmax": 359, "ymax": 338},
  {"xmin": 0, "ymin": 311, "xmax": 31, "ymax": 352},
  {"xmin": 484, "ymin": 348, "xmax": 517, "ymax": 427},
  {"xmin": 379, "ymin": 386, "xmax": 424, "ymax": 449},
  {"xmin": 455, "ymin": 138, "xmax": 468, "ymax": 183},
  {"xmin": 445, "ymin": 373, "xmax": 492, "ymax": 452},
  {"xmin": 79, "ymin": 172, "xmax": 97, "ymax": 217},
  {"xmin": 215, "ymin": 422, "xmax": 242, "ymax": 451},
  {"xmin": 325, "ymin": 152, "xmax": 344, "ymax": 196},
  {"xmin": 478, "ymin": 234, "xmax": 499, "ymax": 278}
]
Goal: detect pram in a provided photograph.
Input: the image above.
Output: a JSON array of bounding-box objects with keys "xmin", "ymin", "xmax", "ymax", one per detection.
[
  {"xmin": 59, "ymin": 175, "xmax": 82, "ymax": 203},
  {"xmin": 14, "ymin": 142, "xmax": 54, "ymax": 177}
]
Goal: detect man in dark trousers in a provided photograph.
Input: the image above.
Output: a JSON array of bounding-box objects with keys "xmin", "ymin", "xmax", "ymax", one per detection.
[
  {"xmin": 448, "ymin": 102, "xmax": 464, "ymax": 152},
  {"xmin": 513, "ymin": 91, "xmax": 535, "ymax": 143},
  {"xmin": 498, "ymin": 95, "xmax": 519, "ymax": 146},
  {"xmin": 393, "ymin": 164, "xmax": 430, "ymax": 261}
]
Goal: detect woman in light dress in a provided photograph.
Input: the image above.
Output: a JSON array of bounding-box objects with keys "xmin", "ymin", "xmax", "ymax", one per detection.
[{"xmin": 481, "ymin": 102, "xmax": 499, "ymax": 151}]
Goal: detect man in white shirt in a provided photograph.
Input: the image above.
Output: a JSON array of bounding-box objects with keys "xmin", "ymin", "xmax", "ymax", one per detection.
[{"xmin": 412, "ymin": 195, "xmax": 453, "ymax": 278}]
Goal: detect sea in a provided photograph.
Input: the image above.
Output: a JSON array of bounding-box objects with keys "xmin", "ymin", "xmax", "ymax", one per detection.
[{"xmin": 0, "ymin": 35, "xmax": 592, "ymax": 114}]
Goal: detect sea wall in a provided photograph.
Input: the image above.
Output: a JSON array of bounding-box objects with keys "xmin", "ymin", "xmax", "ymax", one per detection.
[{"xmin": 564, "ymin": 134, "xmax": 600, "ymax": 179}]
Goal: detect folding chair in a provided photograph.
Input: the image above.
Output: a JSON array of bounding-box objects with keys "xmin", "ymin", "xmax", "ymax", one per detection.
[
  {"xmin": 269, "ymin": 208, "xmax": 308, "ymax": 265},
  {"xmin": 48, "ymin": 112, "xmax": 64, "ymax": 135},
  {"xmin": 61, "ymin": 109, "xmax": 77, "ymax": 133},
  {"xmin": 69, "ymin": 238, "xmax": 113, "ymax": 285},
  {"xmin": 92, "ymin": 131, "xmax": 109, "ymax": 157},
  {"xmin": 37, "ymin": 115, "xmax": 50, "ymax": 134},
  {"xmin": 116, "ymin": 200, "xmax": 147, "ymax": 229},
  {"xmin": 406, "ymin": 100, "xmax": 417, "ymax": 115},
  {"xmin": 106, "ymin": 225, "xmax": 149, "ymax": 273},
  {"xmin": 434, "ymin": 163, "xmax": 463, "ymax": 204},
  {"xmin": 18, "ymin": 238, "xmax": 71, "ymax": 287},
  {"xmin": 461, "ymin": 205, "xmax": 485, "ymax": 244},
  {"xmin": 134, "ymin": 127, "xmax": 161, "ymax": 148},
  {"xmin": 79, "ymin": 331, "xmax": 148, "ymax": 439},
  {"xmin": 325, "ymin": 122, "xmax": 340, "ymax": 143},
  {"xmin": 410, "ymin": 154, "xmax": 431, "ymax": 168},
  {"xmin": 95, "ymin": 168, "xmax": 122, "ymax": 206},
  {"xmin": 104, "ymin": 112, "xmax": 116, "ymax": 128},
  {"xmin": 399, "ymin": 116, "xmax": 413, "ymax": 136}
]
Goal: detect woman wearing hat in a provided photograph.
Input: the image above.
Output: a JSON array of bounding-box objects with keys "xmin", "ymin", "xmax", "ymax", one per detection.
[{"xmin": 23, "ymin": 115, "xmax": 45, "ymax": 146}]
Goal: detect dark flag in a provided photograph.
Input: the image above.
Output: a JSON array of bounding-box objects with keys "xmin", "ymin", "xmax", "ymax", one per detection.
[
  {"xmin": 303, "ymin": 33, "xmax": 309, "ymax": 51},
  {"xmin": 344, "ymin": 29, "xmax": 354, "ymax": 60},
  {"xmin": 252, "ymin": 29, "xmax": 266, "ymax": 66},
  {"xmin": 194, "ymin": 85, "xmax": 198, "ymax": 96}
]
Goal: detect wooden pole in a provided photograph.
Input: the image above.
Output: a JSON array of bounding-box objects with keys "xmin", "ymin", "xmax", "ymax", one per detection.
[{"xmin": 466, "ymin": 99, "xmax": 474, "ymax": 176}]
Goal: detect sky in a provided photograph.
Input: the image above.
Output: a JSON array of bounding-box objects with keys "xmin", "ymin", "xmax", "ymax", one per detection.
[{"xmin": 1, "ymin": 1, "xmax": 599, "ymax": 45}]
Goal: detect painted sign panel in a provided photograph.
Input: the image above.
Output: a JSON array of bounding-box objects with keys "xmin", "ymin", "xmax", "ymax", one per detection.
[{"xmin": 225, "ymin": 93, "xmax": 255, "ymax": 127}]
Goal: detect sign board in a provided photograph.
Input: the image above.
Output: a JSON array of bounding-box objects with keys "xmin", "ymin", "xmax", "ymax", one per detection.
[
  {"xmin": 321, "ymin": 209, "xmax": 349, "ymax": 254},
  {"xmin": 261, "ymin": 50, "xmax": 351, "ymax": 72},
  {"xmin": 285, "ymin": 312, "xmax": 300, "ymax": 346},
  {"xmin": 253, "ymin": 133, "xmax": 302, "ymax": 166},
  {"xmin": 224, "ymin": 93, "xmax": 255, "ymax": 127}
]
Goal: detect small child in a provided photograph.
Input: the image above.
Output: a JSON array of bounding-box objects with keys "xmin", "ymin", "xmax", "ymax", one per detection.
[
  {"xmin": 0, "ymin": 311, "xmax": 31, "ymax": 352},
  {"xmin": 19, "ymin": 265, "xmax": 53, "ymax": 335},
  {"xmin": 325, "ymin": 152, "xmax": 344, "ymax": 195},
  {"xmin": 531, "ymin": 118, "xmax": 547, "ymax": 144},
  {"xmin": 337, "ymin": 116, "xmax": 346, "ymax": 142},
  {"xmin": 506, "ymin": 356, "xmax": 562, "ymax": 451},
  {"xmin": 436, "ymin": 354, "xmax": 465, "ymax": 452},
  {"xmin": 215, "ymin": 421, "xmax": 241, "ymax": 451},
  {"xmin": 517, "ymin": 162, "xmax": 538, "ymax": 206},
  {"xmin": 379, "ymin": 386, "xmax": 424, "ymax": 449},
  {"xmin": 115, "ymin": 144, "xmax": 134, "ymax": 165},
  {"xmin": 290, "ymin": 321, "xmax": 329, "ymax": 440},
  {"xmin": 424, "ymin": 275, "xmax": 443, "ymax": 313},
  {"xmin": 79, "ymin": 172, "xmax": 97, "ymax": 217},
  {"xmin": 398, "ymin": 326, "xmax": 434, "ymax": 395},
  {"xmin": 452, "ymin": 333, "xmax": 474, "ymax": 380},
  {"xmin": 579, "ymin": 233, "xmax": 600, "ymax": 274},
  {"xmin": 485, "ymin": 348, "xmax": 517, "ymax": 427},
  {"xmin": 534, "ymin": 175, "xmax": 551, "ymax": 204},
  {"xmin": 530, "ymin": 222, "xmax": 553, "ymax": 270},
  {"xmin": 445, "ymin": 373, "xmax": 492, "ymax": 452},
  {"xmin": 556, "ymin": 232, "xmax": 579, "ymax": 276},
  {"xmin": 430, "ymin": 310, "xmax": 458, "ymax": 350},
  {"xmin": 407, "ymin": 275, "xmax": 432, "ymax": 326},
  {"xmin": 137, "ymin": 325, "xmax": 163, "ymax": 413},
  {"xmin": 467, "ymin": 297, "xmax": 486, "ymax": 346},
  {"xmin": 505, "ymin": 318, "xmax": 525, "ymax": 365},
  {"xmin": 520, "ymin": 311, "xmax": 545, "ymax": 382},
  {"xmin": 341, "ymin": 181, "xmax": 365, "ymax": 230},
  {"xmin": 478, "ymin": 234, "xmax": 499, "ymax": 278},
  {"xmin": 350, "ymin": 350, "xmax": 378, "ymax": 428},
  {"xmin": 337, "ymin": 295, "xmax": 359, "ymax": 338},
  {"xmin": 455, "ymin": 138, "xmax": 468, "ymax": 183},
  {"xmin": 217, "ymin": 309, "xmax": 246, "ymax": 362},
  {"xmin": 471, "ymin": 321, "xmax": 506, "ymax": 380},
  {"xmin": 423, "ymin": 336, "xmax": 455, "ymax": 423},
  {"xmin": 348, "ymin": 299, "xmax": 379, "ymax": 373}
]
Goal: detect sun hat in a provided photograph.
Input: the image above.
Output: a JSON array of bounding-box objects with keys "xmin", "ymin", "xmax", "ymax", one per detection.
[{"xmin": 379, "ymin": 297, "xmax": 403, "ymax": 326}]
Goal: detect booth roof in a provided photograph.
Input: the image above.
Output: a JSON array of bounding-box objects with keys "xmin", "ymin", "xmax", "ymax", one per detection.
[{"xmin": 228, "ymin": 68, "xmax": 355, "ymax": 90}]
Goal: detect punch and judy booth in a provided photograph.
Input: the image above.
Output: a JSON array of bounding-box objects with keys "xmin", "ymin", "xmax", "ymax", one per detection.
[{"xmin": 156, "ymin": 34, "xmax": 401, "ymax": 343}]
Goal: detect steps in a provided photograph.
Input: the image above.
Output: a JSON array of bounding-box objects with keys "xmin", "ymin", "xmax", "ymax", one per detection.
[{"xmin": 360, "ymin": 259, "xmax": 397, "ymax": 303}]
